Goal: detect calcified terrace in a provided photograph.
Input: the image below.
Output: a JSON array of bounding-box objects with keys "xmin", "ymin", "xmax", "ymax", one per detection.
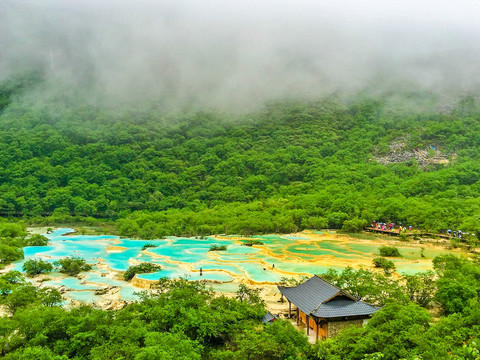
[{"xmin": 10, "ymin": 228, "xmax": 459, "ymax": 304}]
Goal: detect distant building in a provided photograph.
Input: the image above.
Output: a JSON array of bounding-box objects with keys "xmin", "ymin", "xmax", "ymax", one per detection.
[
  {"xmin": 261, "ymin": 311, "xmax": 278, "ymax": 324},
  {"xmin": 278, "ymin": 275, "xmax": 379, "ymax": 340}
]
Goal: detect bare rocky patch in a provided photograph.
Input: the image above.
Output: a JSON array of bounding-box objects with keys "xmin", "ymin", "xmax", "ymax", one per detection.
[{"xmin": 372, "ymin": 138, "xmax": 452, "ymax": 168}]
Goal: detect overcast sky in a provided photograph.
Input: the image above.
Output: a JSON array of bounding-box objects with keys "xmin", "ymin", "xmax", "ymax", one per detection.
[{"xmin": 1, "ymin": 0, "xmax": 479, "ymax": 109}]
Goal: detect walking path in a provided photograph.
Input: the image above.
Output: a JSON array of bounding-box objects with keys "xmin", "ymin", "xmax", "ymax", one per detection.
[{"xmin": 365, "ymin": 227, "xmax": 453, "ymax": 239}]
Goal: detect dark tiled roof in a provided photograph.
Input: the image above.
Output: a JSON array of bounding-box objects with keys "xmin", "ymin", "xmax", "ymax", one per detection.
[
  {"xmin": 278, "ymin": 275, "xmax": 347, "ymax": 314},
  {"xmin": 262, "ymin": 311, "xmax": 278, "ymax": 323},
  {"xmin": 278, "ymin": 276, "xmax": 380, "ymax": 319},
  {"xmin": 312, "ymin": 297, "xmax": 379, "ymax": 319}
]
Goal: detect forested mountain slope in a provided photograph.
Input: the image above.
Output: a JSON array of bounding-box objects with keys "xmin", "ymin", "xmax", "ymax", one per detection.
[{"xmin": 1, "ymin": 75, "xmax": 479, "ymax": 237}]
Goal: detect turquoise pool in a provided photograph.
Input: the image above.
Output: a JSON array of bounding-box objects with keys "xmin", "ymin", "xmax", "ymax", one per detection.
[{"xmin": 14, "ymin": 228, "xmax": 452, "ymax": 302}]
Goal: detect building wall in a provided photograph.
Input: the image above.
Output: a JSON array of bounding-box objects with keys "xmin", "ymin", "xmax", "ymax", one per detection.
[
  {"xmin": 309, "ymin": 316, "xmax": 317, "ymax": 332},
  {"xmin": 297, "ymin": 309, "xmax": 365, "ymax": 340},
  {"xmin": 298, "ymin": 310, "xmax": 327, "ymax": 339},
  {"xmin": 326, "ymin": 319, "xmax": 364, "ymax": 338},
  {"xmin": 317, "ymin": 320, "xmax": 327, "ymax": 340},
  {"xmin": 298, "ymin": 310, "xmax": 317, "ymax": 333},
  {"xmin": 298, "ymin": 309, "xmax": 307, "ymax": 325}
]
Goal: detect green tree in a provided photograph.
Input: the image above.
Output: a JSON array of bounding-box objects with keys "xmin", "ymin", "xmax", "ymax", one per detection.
[
  {"xmin": 24, "ymin": 234, "xmax": 49, "ymax": 246},
  {"xmin": 435, "ymin": 277, "xmax": 477, "ymax": 314},
  {"xmin": 432, "ymin": 255, "xmax": 480, "ymax": 314},
  {"xmin": 0, "ymin": 279, "xmax": 12, "ymax": 296},
  {"xmin": 22, "ymin": 259, "xmax": 54, "ymax": 277},
  {"xmin": 37, "ymin": 287, "xmax": 63, "ymax": 307},
  {"xmin": 342, "ymin": 218, "xmax": 367, "ymax": 233},
  {"xmin": 314, "ymin": 303, "xmax": 431, "ymax": 360},
  {"xmin": 403, "ymin": 271, "xmax": 436, "ymax": 308},
  {"xmin": 54, "ymin": 257, "xmax": 92, "ymax": 276},
  {"xmin": 0, "ymin": 244, "xmax": 23, "ymax": 265},
  {"xmin": 1, "ymin": 270, "xmax": 24, "ymax": 284},
  {"xmin": 372, "ymin": 257, "xmax": 396, "ymax": 275},
  {"xmin": 133, "ymin": 332, "xmax": 203, "ymax": 360},
  {"xmin": 123, "ymin": 263, "xmax": 161, "ymax": 281},
  {"xmin": 3, "ymin": 285, "xmax": 38, "ymax": 313},
  {"xmin": 2, "ymin": 346, "xmax": 69, "ymax": 360},
  {"xmin": 378, "ymin": 246, "xmax": 401, "ymax": 257},
  {"xmin": 236, "ymin": 284, "xmax": 264, "ymax": 306}
]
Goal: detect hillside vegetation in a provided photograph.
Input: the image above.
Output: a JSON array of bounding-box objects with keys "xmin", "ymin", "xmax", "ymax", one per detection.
[
  {"xmin": 1, "ymin": 73, "xmax": 480, "ymax": 359},
  {"xmin": 1, "ymin": 74, "xmax": 480, "ymax": 238},
  {"xmin": 1, "ymin": 251, "xmax": 480, "ymax": 359}
]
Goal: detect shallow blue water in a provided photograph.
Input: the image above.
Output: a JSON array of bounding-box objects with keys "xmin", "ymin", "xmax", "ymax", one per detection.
[
  {"xmin": 137, "ymin": 270, "xmax": 233, "ymax": 282},
  {"xmin": 68, "ymin": 291, "xmax": 103, "ymax": 303},
  {"xmin": 199, "ymin": 263, "xmax": 244, "ymax": 275},
  {"xmin": 23, "ymin": 245, "xmax": 56, "ymax": 257},
  {"xmin": 44, "ymin": 276, "xmax": 100, "ymax": 290},
  {"xmin": 15, "ymin": 228, "xmax": 445, "ymax": 303},
  {"xmin": 284, "ymin": 235, "xmax": 310, "ymax": 240}
]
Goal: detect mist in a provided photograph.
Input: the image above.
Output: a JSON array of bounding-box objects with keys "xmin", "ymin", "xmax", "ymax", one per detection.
[{"xmin": 1, "ymin": 0, "xmax": 480, "ymax": 110}]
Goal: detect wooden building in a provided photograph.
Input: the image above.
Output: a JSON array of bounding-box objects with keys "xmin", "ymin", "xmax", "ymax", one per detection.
[
  {"xmin": 261, "ymin": 311, "xmax": 278, "ymax": 324},
  {"xmin": 278, "ymin": 275, "xmax": 379, "ymax": 340}
]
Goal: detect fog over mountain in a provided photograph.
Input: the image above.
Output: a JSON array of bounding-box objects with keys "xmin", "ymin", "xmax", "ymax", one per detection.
[{"xmin": 1, "ymin": 0, "xmax": 480, "ymax": 110}]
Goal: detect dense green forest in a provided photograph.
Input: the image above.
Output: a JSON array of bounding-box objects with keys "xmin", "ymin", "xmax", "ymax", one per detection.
[
  {"xmin": 1, "ymin": 73, "xmax": 480, "ymax": 238},
  {"xmin": 1, "ymin": 227, "xmax": 480, "ymax": 359},
  {"xmin": 2, "ymin": 73, "xmax": 480, "ymax": 359}
]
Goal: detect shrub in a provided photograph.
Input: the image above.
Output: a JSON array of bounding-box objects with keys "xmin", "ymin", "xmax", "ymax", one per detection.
[
  {"xmin": 372, "ymin": 257, "xmax": 396, "ymax": 275},
  {"xmin": 1, "ymin": 270, "xmax": 25, "ymax": 284},
  {"xmin": 0, "ymin": 244, "xmax": 24, "ymax": 264},
  {"xmin": 123, "ymin": 263, "xmax": 162, "ymax": 281},
  {"xmin": 24, "ymin": 234, "xmax": 49, "ymax": 246},
  {"xmin": 54, "ymin": 257, "xmax": 92, "ymax": 276},
  {"xmin": 22, "ymin": 259, "xmax": 54, "ymax": 277},
  {"xmin": 141, "ymin": 243, "xmax": 158, "ymax": 250},
  {"xmin": 243, "ymin": 240, "xmax": 264, "ymax": 247},
  {"xmin": 378, "ymin": 246, "xmax": 401, "ymax": 257},
  {"xmin": 209, "ymin": 244, "xmax": 227, "ymax": 251},
  {"xmin": 342, "ymin": 218, "xmax": 367, "ymax": 233}
]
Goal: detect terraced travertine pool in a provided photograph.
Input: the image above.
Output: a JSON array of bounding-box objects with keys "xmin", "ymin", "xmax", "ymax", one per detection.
[{"xmin": 13, "ymin": 228, "xmax": 458, "ymax": 303}]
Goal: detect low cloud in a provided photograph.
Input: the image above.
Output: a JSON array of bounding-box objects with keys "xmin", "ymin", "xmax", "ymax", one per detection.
[{"xmin": 1, "ymin": 0, "xmax": 480, "ymax": 110}]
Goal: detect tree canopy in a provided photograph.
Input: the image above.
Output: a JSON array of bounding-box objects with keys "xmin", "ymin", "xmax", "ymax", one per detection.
[
  {"xmin": 1, "ymin": 74, "xmax": 480, "ymax": 238},
  {"xmin": 1, "ymin": 256, "xmax": 480, "ymax": 359},
  {"xmin": 54, "ymin": 257, "xmax": 92, "ymax": 276}
]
